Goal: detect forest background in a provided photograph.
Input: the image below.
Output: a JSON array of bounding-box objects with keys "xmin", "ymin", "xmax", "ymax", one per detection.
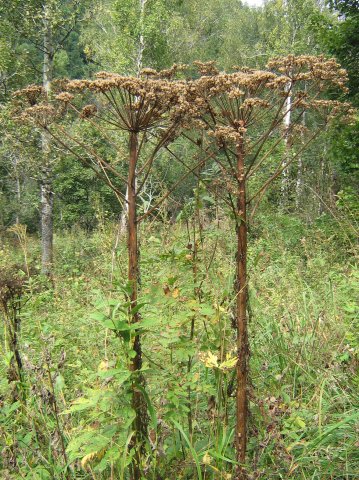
[{"xmin": 0, "ymin": 0, "xmax": 358, "ymax": 479}]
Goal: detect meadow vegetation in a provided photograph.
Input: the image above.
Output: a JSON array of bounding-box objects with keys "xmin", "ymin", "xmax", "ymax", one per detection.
[{"xmin": 1, "ymin": 207, "xmax": 357, "ymax": 479}]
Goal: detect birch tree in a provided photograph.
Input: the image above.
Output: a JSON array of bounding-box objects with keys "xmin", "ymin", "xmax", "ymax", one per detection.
[
  {"xmin": 259, "ymin": 0, "xmax": 334, "ymax": 208},
  {"xmin": 3, "ymin": 0, "xmax": 85, "ymax": 275}
]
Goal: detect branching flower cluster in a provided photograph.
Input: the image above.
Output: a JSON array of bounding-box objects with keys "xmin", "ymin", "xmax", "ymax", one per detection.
[
  {"xmin": 15, "ymin": 55, "xmax": 350, "ymax": 161},
  {"xmin": 13, "ymin": 55, "xmax": 353, "ymax": 227}
]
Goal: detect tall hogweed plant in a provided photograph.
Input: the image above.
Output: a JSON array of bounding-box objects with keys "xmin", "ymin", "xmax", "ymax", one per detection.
[{"xmin": 12, "ymin": 55, "xmax": 353, "ymax": 479}]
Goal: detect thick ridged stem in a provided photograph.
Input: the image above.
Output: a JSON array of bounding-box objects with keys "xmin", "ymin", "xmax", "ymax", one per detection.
[
  {"xmin": 128, "ymin": 131, "xmax": 148, "ymax": 479},
  {"xmin": 235, "ymin": 138, "xmax": 249, "ymax": 477}
]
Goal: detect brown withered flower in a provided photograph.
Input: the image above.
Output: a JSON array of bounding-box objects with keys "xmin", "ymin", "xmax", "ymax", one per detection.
[
  {"xmin": 55, "ymin": 92, "xmax": 74, "ymax": 103},
  {"xmin": 193, "ymin": 61, "xmax": 219, "ymax": 76},
  {"xmin": 80, "ymin": 104, "xmax": 97, "ymax": 119},
  {"xmin": 18, "ymin": 104, "xmax": 57, "ymax": 127},
  {"xmin": 13, "ymin": 85, "xmax": 45, "ymax": 106}
]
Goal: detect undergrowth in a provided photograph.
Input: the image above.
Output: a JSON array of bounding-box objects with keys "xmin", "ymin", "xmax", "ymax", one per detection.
[{"xmin": 0, "ymin": 213, "xmax": 357, "ymax": 479}]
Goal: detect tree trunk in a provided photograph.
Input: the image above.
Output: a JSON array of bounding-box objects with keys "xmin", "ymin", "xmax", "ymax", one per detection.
[
  {"xmin": 128, "ymin": 131, "xmax": 148, "ymax": 478},
  {"xmin": 295, "ymin": 92, "xmax": 306, "ymax": 211},
  {"xmin": 136, "ymin": 0, "xmax": 147, "ymax": 75},
  {"xmin": 41, "ymin": 3, "xmax": 54, "ymax": 277},
  {"xmin": 281, "ymin": 86, "xmax": 292, "ymax": 207},
  {"xmin": 41, "ymin": 169, "xmax": 54, "ymax": 276},
  {"xmin": 295, "ymin": 155, "xmax": 303, "ymax": 211},
  {"xmin": 119, "ymin": 186, "xmax": 129, "ymax": 236},
  {"xmin": 235, "ymin": 139, "xmax": 249, "ymax": 475},
  {"xmin": 12, "ymin": 154, "xmax": 21, "ymax": 224},
  {"xmin": 317, "ymin": 141, "xmax": 327, "ymax": 216}
]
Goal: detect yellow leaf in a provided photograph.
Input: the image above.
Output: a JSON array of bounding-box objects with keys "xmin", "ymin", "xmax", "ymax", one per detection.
[
  {"xmin": 219, "ymin": 353, "xmax": 238, "ymax": 371},
  {"xmin": 172, "ymin": 288, "xmax": 180, "ymax": 299},
  {"xmin": 202, "ymin": 452, "xmax": 211, "ymax": 465},
  {"xmin": 199, "ymin": 351, "xmax": 218, "ymax": 369},
  {"xmin": 81, "ymin": 452, "xmax": 97, "ymax": 469},
  {"xmin": 81, "ymin": 449, "xmax": 105, "ymax": 469},
  {"xmin": 98, "ymin": 360, "xmax": 109, "ymax": 371}
]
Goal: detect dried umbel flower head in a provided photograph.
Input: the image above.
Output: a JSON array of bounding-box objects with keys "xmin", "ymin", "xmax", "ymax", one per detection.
[
  {"xmin": 228, "ymin": 88, "xmax": 245, "ymax": 99},
  {"xmin": 195, "ymin": 70, "xmax": 277, "ymax": 100},
  {"xmin": 16, "ymin": 69, "xmax": 205, "ymax": 148},
  {"xmin": 241, "ymin": 98, "xmax": 270, "ymax": 109},
  {"xmin": 12, "ymin": 85, "xmax": 59, "ymax": 127},
  {"xmin": 62, "ymin": 71, "xmax": 196, "ymax": 133},
  {"xmin": 189, "ymin": 56, "xmax": 350, "ymax": 147},
  {"xmin": 140, "ymin": 64, "xmax": 187, "ymax": 80},
  {"xmin": 0, "ymin": 265, "xmax": 28, "ymax": 311},
  {"xmin": 157, "ymin": 63, "xmax": 188, "ymax": 79},
  {"xmin": 190, "ymin": 70, "xmax": 280, "ymax": 136},
  {"xmin": 311, "ymin": 100, "xmax": 353, "ymax": 121},
  {"xmin": 193, "ymin": 61, "xmax": 219, "ymax": 76},
  {"xmin": 18, "ymin": 103, "xmax": 57, "ymax": 128},
  {"xmin": 55, "ymin": 92, "xmax": 74, "ymax": 103},
  {"xmin": 13, "ymin": 85, "xmax": 45, "ymax": 106},
  {"xmin": 232, "ymin": 66, "xmax": 253, "ymax": 73},
  {"xmin": 209, "ymin": 126, "xmax": 247, "ymax": 146},
  {"xmin": 140, "ymin": 67, "xmax": 158, "ymax": 77},
  {"xmin": 80, "ymin": 104, "xmax": 97, "ymax": 119},
  {"xmin": 66, "ymin": 79, "xmax": 91, "ymax": 92},
  {"xmin": 267, "ymin": 55, "xmax": 349, "ymax": 92},
  {"xmin": 16, "ymin": 58, "xmax": 350, "ymax": 159}
]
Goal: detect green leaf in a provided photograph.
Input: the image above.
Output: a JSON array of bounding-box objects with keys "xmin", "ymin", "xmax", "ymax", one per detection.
[
  {"xmin": 294, "ymin": 416, "xmax": 306, "ymax": 429},
  {"xmin": 96, "ymin": 369, "xmax": 131, "ymax": 385},
  {"xmin": 172, "ymin": 420, "xmax": 202, "ymax": 480},
  {"xmin": 199, "ymin": 305, "xmax": 215, "ymax": 316},
  {"xmin": 208, "ymin": 449, "xmax": 239, "ymax": 466},
  {"xmin": 66, "ymin": 424, "xmax": 118, "ymax": 463},
  {"xmin": 66, "ymin": 398, "xmax": 94, "ymax": 413},
  {"xmin": 90, "ymin": 312, "xmax": 108, "ymax": 322},
  {"xmin": 54, "ymin": 374, "xmax": 65, "ymax": 393},
  {"xmin": 131, "ymin": 317, "xmax": 162, "ymax": 331},
  {"xmin": 120, "ymin": 431, "xmax": 135, "ymax": 480}
]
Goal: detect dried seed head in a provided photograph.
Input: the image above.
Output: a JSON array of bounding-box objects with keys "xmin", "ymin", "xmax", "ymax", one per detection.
[
  {"xmin": 13, "ymin": 85, "xmax": 45, "ymax": 106},
  {"xmin": 210, "ymin": 126, "xmax": 247, "ymax": 145},
  {"xmin": 18, "ymin": 103, "xmax": 57, "ymax": 127},
  {"xmin": 194, "ymin": 61, "xmax": 219, "ymax": 76},
  {"xmin": 17, "ymin": 58, "xmax": 350, "ymax": 150},
  {"xmin": 266, "ymin": 55, "xmax": 348, "ymax": 91},
  {"xmin": 141, "ymin": 67, "xmax": 158, "ymax": 77},
  {"xmin": 80, "ymin": 104, "xmax": 97, "ymax": 119},
  {"xmin": 55, "ymin": 92, "xmax": 74, "ymax": 103}
]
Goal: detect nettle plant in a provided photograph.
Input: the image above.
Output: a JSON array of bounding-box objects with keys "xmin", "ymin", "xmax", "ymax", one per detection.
[{"xmin": 15, "ymin": 56, "xmax": 351, "ymax": 478}]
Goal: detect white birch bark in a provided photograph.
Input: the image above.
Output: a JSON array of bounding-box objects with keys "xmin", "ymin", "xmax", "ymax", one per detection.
[
  {"xmin": 295, "ymin": 156, "xmax": 303, "ymax": 210},
  {"xmin": 295, "ymin": 110, "xmax": 306, "ymax": 210},
  {"xmin": 12, "ymin": 154, "xmax": 21, "ymax": 224},
  {"xmin": 41, "ymin": 2, "xmax": 54, "ymax": 276},
  {"xmin": 280, "ymin": 83, "xmax": 292, "ymax": 206}
]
